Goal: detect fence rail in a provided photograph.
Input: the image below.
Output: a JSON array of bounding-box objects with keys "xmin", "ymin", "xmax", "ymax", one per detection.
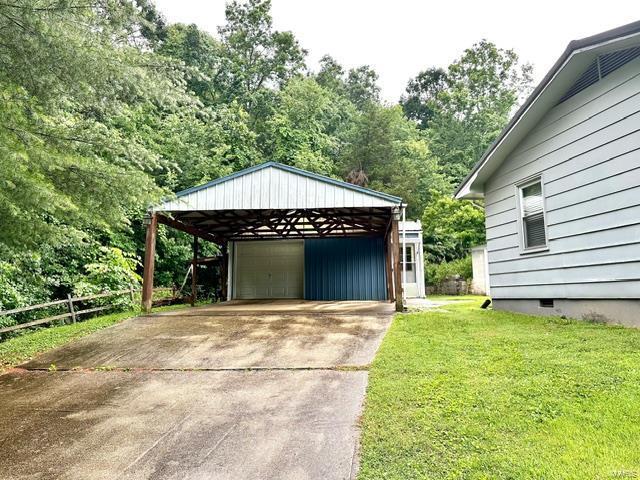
[{"xmin": 0, "ymin": 287, "xmax": 176, "ymax": 335}]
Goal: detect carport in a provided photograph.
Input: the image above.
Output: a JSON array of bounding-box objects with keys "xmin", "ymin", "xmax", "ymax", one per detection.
[{"xmin": 141, "ymin": 162, "xmax": 406, "ymax": 312}]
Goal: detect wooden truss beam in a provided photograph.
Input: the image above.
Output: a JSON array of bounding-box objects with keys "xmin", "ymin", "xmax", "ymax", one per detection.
[
  {"xmin": 167, "ymin": 207, "xmax": 394, "ymax": 241},
  {"xmin": 156, "ymin": 214, "xmax": 221, "ymax": 243}
]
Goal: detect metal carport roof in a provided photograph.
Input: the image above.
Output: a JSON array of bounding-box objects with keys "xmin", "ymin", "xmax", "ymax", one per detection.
[{"xmin": 153, "ymin": 161, "xmax": 403, "ymax": 242}]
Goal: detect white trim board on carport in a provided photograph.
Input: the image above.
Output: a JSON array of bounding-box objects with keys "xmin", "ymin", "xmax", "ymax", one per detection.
[{"xmin": 156, "ymin": 162, "xmax": 401, "ymax": 212}]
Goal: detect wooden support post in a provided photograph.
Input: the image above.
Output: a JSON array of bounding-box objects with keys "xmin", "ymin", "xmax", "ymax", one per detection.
[
  {"xmin": 67, "ymin": 293, "xmax": 76, "ymax": 324},
  {"xmin": 191, "ymin": 236, "xmax": 199, "ymax": 307},
  {"xmin": 141, "ymin": 213, "xmax": 158, "ymax": 313},
  {"xmin": 391, "ymin": 215, "xmax": 403, "ymax": 312},
  {"xmin": 384, "ymin": 234, "xmax": 394, "ymax": 302},
  {"xmin": 129, "ymin": 285, "xmax": 135, "ymax": 303},
  {"xmin": 221, "ymin": 242, "xmax": 229, "ymax": 301}
]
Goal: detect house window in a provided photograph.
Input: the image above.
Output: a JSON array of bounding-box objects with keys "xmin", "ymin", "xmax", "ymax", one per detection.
[
  {"xmin": 519, "ymin": 178, "xmax": 547, "ymax": 250},
  {"xmin": 403, "ymin": 244, "xmax": 417, "ymax": 283}
]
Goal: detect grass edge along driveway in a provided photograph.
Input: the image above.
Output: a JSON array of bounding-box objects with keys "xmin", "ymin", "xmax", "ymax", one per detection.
[
  {"xmin": 358, "ymin": 299, "xmax": 640, "ymax": 479},
  {"xmin": 0, "ymin": 303, "xmax": 194, "ymax": 372}
]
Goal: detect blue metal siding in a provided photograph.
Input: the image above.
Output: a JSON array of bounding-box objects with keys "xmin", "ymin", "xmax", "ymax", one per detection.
[{"xmin": 304, "ymin": 237, "xmax": 387, "ymax": 300}]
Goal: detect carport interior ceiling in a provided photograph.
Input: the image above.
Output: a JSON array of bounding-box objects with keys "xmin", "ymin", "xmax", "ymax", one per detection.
[
  {"xmin": 154, "ymin": 162, "xmax": 403, "ymax": 241},
  {"xmin": 160, "ymin": 207, "xmax": 393, "ymax": 240}
]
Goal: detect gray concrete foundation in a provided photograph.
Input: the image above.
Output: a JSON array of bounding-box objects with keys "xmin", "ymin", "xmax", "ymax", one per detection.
[{"xmin": 492, "ymin": 298, "xmax": 640, "ymax": 327}]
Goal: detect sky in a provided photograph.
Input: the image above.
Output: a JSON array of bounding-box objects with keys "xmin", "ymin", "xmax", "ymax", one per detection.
[{"xmin": 153, "ymin": 0, "xmax": 639, "ymax": 102}]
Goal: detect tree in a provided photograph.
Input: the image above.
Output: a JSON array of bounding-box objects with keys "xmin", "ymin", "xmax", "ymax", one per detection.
[
  {"xmin": 345, "ymin": 65, "xmax": 381, "ymax": 110},
  {"xmin": 421, "ymin": 194, "xmax": 486, "ymax": 263},
  {"xmin": 135, "ymin": 0, "xmax": 169, "ymax": 46},
  {"xmin": 339, "ymin": 105, "xmax": 446, "ymax": 218},
  {"xmin": 216, "ymin": 0, "xmax": 307, "ymax": 114},
  {"xmin": 402, "ymin": 40, "xmax": 533, "ymax": 185},
  {"xmin": 0, "ymin": 0, "xmax": 200, "ymax": 305},
  {"xmin": 400, "ymin": 67, "xmax": 447, "ymax": 129},
  {"xmin": 0, "ymin": 0, "xmax": 192, "ymax": 249},
  {"xmin": 265, "ymin": 77, "xmax": 354, "ymax": 175},
  {"xmin": 315, "ymin": 55, "xmax": 346, "ymax": 94},
  {"xmin": 315, "ymin": 58, "xmax": 381, "ymax": 111},
  {"xmin": 157, "ymin": 23, "xmax": 223, "ymax": 103},
  {"xmin": 150, "ymin": 103, "xmax": 262, "ymax": 191}
]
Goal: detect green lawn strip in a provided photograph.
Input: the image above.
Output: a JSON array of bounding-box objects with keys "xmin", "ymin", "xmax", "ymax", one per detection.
[
  {"xmin": 426, "ymin": 295, "xmax": 488, "ymax": 303},
  {"xmin": 0, "ymin": 302, "xmax": 198, "ymax": 372},
  {"xmin": 358, "ymin": 302, "xmax": 640, "ymax": 479}
]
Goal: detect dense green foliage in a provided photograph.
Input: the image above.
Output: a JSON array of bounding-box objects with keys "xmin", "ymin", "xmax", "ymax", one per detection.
[
  {"xmin": 402, "ymin": 41, "xmax": 531, "ymax": 285},
  {"xmin": 425, "ymin": 256, "xmax": 473, "ymax": 287},
  {"xmin": 402, "ymin": 40, "xmax": 533, "ymax": 184},
  {"xmin": 0, "ymin": 0, "xmax": 532, "ymax": 320},
  {"xmin": 359, "ymin": 300, "xmax": 640, "ymax": 479},
  {"xmin": 422, "ymin": 194, "xmax": 486, "ymax": 263}
]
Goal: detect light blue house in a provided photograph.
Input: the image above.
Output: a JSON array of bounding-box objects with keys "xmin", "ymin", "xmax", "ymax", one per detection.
[{"xmin": 456, "ymin": 21, "xmax": 640, "ymax": 325}]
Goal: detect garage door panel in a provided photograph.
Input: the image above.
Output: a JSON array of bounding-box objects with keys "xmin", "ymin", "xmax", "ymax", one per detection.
[
  {"xmin": 234, "ymin": 241, "xmax": 303, "ymax": 299},
  {"xmin": 270, "ymin": 269, "xmax": 303, "ymax": 298}
]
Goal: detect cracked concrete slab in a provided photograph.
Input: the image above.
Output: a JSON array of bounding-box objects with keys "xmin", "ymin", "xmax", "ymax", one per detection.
[
  {"xmin": 23, "ymin": 301, "xmax": 393, "ymax": 370},
  {"xmin": 0, "ymin": 369, "xmax": 367, "ymax": 480},
  {"xmin": 0, "ymin": 300, "xmax": 394, "ymax": 480}
]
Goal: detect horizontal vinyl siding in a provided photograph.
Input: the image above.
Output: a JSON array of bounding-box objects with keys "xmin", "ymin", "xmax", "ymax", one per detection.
[
  {"xmin": 490, "ymin": 242, "xmax": 640, "ymax": 273},
  {"xmin": 485, "ymin": 56, "xmax": 640, "ymax": 300},
  {"xmin": 547, "ymin": 186, "xmax": 640, "ymax": 225},
  {"xmin": 485, "ymin": 106, "xmax": 640, "ymax": 205},
  {"xmin": 491, "ymin": 262, "xmax": 640, "ymax": 287},
  {"xmin": 487, "ymin": 225, "xmax": 640, "ymax": 262},
  {"xmin": 535, "ymin": 64, "xmax": 640, "ymax": 133},
  {"xmin": 491, "ymin": 281, "xmax": 640, "ymax": 299}
]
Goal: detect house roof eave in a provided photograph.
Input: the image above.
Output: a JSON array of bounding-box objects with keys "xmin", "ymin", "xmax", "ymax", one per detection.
[{"xmin": 454, "ymin": 20, "xmax": 640, "ymax": 200}]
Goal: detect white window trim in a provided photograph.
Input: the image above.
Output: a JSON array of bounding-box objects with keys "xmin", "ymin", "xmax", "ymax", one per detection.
[
  {"xmin": 404, "ymin": 244, "xmax": 417, "ymax": 281},
  {"xmin": 515, "ymin": 175, "xmax": 549, "ymax": 255}
]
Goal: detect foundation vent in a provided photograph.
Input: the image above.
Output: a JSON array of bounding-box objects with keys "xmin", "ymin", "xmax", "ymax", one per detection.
[{"xmin": 539, "ymin": 299, "xmax": 555, "ymax": 308}]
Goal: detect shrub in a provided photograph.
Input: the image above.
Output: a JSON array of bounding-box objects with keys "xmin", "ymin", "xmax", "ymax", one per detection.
[
  {"xmin": 73, "ymin": 247, "xmax": 141, "ymax": 310},
  {"xmin": 425, "ymin": 255, "xmax": 473, "ymax": 286}
]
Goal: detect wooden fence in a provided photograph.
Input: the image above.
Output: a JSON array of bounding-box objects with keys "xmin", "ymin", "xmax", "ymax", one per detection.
[{"xmin": 0, "ymin": 287, "xmax": 176, "ymax": 335}]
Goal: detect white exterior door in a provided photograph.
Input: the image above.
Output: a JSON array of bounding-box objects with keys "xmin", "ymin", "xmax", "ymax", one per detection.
[
  {"xmin": 234, "ymin": 240, "xmax": 304, "ymax": 299},
  {"xmin": 402, "ymin": 243, "xmax": 419, "ymax": 298}
]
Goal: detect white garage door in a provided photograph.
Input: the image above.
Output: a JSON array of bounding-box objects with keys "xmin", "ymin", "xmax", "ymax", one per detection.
[{"xmin": 234, "ymin": 240, "xmax": 304, "ymax": 299}]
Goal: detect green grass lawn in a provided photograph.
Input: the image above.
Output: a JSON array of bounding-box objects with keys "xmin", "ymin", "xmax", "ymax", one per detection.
[
  {"xmin": 426, "ymin": 295, "xmax": 488, "ymax": 302},
  {"xmin": 358, "ymin": 299, "xmax": 640, "ymax": 480},
  {"xmin": 0, "ymin": 303, "xmax": 195, "ymax": 371}
]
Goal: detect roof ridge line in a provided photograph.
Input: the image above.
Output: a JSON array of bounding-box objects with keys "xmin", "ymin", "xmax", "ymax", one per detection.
[{"xmin": 170, "ymin": 161, "xmax": 402, "ymax": 204}]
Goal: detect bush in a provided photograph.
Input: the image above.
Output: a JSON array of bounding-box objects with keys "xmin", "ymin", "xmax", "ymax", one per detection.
[
  {"xmin": 0, "ymin": 246, "xmax": 141, "ymax": 334},
  {"xmin": 0, "ymin": 253, "xmax": 54, "ymax": 329},
  {"xmin": 425, "ymin": 256, "xmax": 472, "ymax": 286},
  {"xmin": 73, "ymin": 247, "xmax": 141, "ymax": 310}
]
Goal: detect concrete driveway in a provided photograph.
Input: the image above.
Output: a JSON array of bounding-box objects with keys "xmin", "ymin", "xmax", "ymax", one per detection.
[{"xmin": 0, "ymin": 300, "xmax": 394, "ymax": 480}]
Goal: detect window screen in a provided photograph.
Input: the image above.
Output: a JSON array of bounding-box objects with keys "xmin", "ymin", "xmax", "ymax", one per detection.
[
  {"xmin": 403, "ymin": 244, "xmax": 417, "ymax": 283},
  {"xmin": 520, "ymin": 181, "xmax": 547, "ymax": 249}
]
